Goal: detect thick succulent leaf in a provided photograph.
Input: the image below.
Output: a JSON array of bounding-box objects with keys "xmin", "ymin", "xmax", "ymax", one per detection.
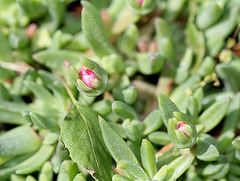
[
  {"xmin": 187, "ymin": 96, "xmax": 199, "ymax": 123},
  {"xmin": 216, "ymin": 63, "xmax": 240, "ymax": 92},
  {"xmin": 201, "ymin": 155, "xmax": 229, "ymax": 179},
  {"xmin": 0, "ymin": 31, "xmax": 13, "ymax": 62},
  {"xmin": 0, "ymin": 101, "xmax": 28, "ymax": 124},
  {"xmin": 142, "ymin": 110, "xmax": 163, "ymax": 135},
  {"xmin": 73, "ymin": 173, "xmax": 86, "ymax": 181},
  {"xmin": 196, "ymin": 1, "xmax": 223, "ymax": 30},
  {"xmin": 82, "ymin": 7, "xmax": 116, "ymax": 57},
  {"xmin": 38, "ymin": 70, "xmax": 66, "ymax": 103},
  {"xmin": 148, "ymin": 131, "xmax": 170, "ymax": 146},
  {"xmin": 117, "ymin": 161, "xmax": 149, "ymax": 181},
  {"xmin": 170, "ymin": 75, "xmax": 201, "ymax": 111},
  {"xmin": 205, "ymin": 8, "xmax": 238, "ymax": 40},
  {"xmin": 99, "ymin": 116, "xmax": 138, "ymax": 164},
  {"xmin": 194, "ymin": 134, "xmax": 220, "ymax": 161},
  {"xmin": 107, "ymin": 122, "xmax": 127, "ymax": 139},
  {"xmin": 232, "ymin": 138, "xmax": 240, "ymax": 152},
  {"xmin": 164, "ymin": 152, "xmax": 195, "ymax": 180},
  {"xmin": 112, "ymin": 101, "xmax": 138, "ymax": 120},
  {"xmin": 0, "ymin": 126, "xmax": 42, "ymax": 157},
  {"xmin": 33, "ymin": 50, "xmax": 82, "ymax": 70},
  {"xmin": 30, "ymin": 112, "xmax": 59, "ymax": 132},
  {"xmin": 39, "ymin": 161, "xmax": 53, "ymax": 181},
  {"xmin": 158, "ymin": 94, "xmax": 179, "ymax": 127},
  {"xmin": 16, "ymin": 145, "xmax": 54, "ymax": 174},
  {"xmin": 199, "ymin": 98, "xmax": 231, "ymax": 132},
  {"xmin": 112, "ymin": 174, "xmax": 132, "ymax": 181},
  {"xmin": 152, "ymin": 165, "xmax": 168, "ymax": 181},
  {"xmin": 140, "ymin": 139, "xmax": 157, "ymax": 178},
  {"xmin": 61, "ymin": 102, "xmax": 113, "ymax": 181},
  {"xmin": 57, "ymin": 160, "xmax": 79, "ymax": 181},
  {"xmin": 0, "ymin": 154, "xmax": 33, "ymax": 180},
  {"xmin": 218, "ymin": 93, "xmax": 240, "ymax": 152}
]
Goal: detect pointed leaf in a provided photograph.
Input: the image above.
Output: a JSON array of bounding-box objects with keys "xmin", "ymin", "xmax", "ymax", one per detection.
[
  {"xmin": 199, "ymin": 98, "xmax": 231, "ymax": 132},
  {"xmin": 57, "ymin": 160, "xmax": 79, "ymax": 181},
  {"xmin": 33, "ymin": 50, "xmax": 82, "ymax": 70},
  {"xmin": 0, "ymin": 126, "xmax": 42, "ymax": 157},
  {"xmin": 158, "ymin": 94, "xmax": 179, "ymax": 126},
  {"xmin": 164, "ymin": 152, "xmax": 195, "ymax": 180},
  {"xmin": 152, "ymin": 165, "xmax": 168, "ymax": 181},
  {"xmin": 194, "ymin": 134, "xmax": 220, "ymax": 161},
  {"xmin": 61, "ymin": 102, "xmax": 113, "ymax": 180},
  {"xmin": 117, "ymin": 161, "xmax": 149, "ymax": 181},
  {"xmin": 140, "ymin": 139, "xmax": 157, "ymax": 178},
  {"xmin": 143, "ymin": 110, "xmax": 163, "ymax": 135},
  {"xmin": 112, "ymin": 174, "xmax": 132, "ymax": 181},
  {"xmin": 99, "ymin": 116, "xmax": 138, "ymax": 164},
  {"xmin": 82, "ymin": 7, "xmax": 116, "ymax": 57},
  {"xmin": 112, "ymin": 101, "xmax": 138, "ymax": 120},
  {"xmin": 16, "ymin": 145, "xmax": 54, "ymax": 174}
]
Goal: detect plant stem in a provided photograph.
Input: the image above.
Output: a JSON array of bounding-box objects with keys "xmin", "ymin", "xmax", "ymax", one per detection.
[
  {"xmin": 56, "ymin": 71, "xmax": 77, "ymax": 105},
  {"xmin": 155, "ymin": 143, "xmax": 173, "ymax": 158}
]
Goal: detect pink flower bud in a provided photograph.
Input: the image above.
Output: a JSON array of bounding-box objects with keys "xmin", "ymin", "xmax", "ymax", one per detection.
[
  {"xmin": 79, "ymin": 68, "xmax": 98, "ymax": 88},
  {"xmin": 26, "ymin": 23, "xmax": 37, "ymax": 38},
  {"xmin": 138, "ymin": 0, "xmax": 144, "ymax": 6},
  {"xmin": 177, "ymin": 122, "xmax": 188, "ymax": 136}
]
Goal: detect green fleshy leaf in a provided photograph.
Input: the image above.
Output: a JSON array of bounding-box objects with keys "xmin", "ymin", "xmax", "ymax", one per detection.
[
  {"xmin": 122, "ymin": 119, "xmax": 142, "ymax": 143},
  {"xmin": 143, "ymin": 110, "xmax": 163, "ymax": 135},
  {"xmin": 194, "ymin": 134, "xmax": 220, "ymax": 161},
  {"xmin": 117, "ymin": 161, "xmax": 149, "ymax": 181},
  {"xmin": 140, "ymin": 139, "xmax": 157, "ymax": 179},
  {"xmin": 0, "ymin": 31, "xmax": 13, "ymax": 62},
  {"xmin": 196, "ymin": 1, "xmax": 223, "ymax": 30},
  {"xmin": 205, "ymin": 7, "xmax": 238, "ymax": 40},
  {"xmin": 10, "ymin": 174, "xmax": 25, "ymax": 181},
  {"xmin": 73, "ymin": 173, "xmax": 86, "ymax": 181},
  {"xmin": 170, "ymin": 75, "xmax": 201, "ymax": 111},
  {"xmin": 33, "ymin": 50, "xmax": 83, "ymax": 71},
  {"xmin": 232, "ymin": 138, "xmax": 240, "ymax": 152},
  {"xmin": 112, "ymin": 101, "xmax": 138, "ymax": 120},
  {"xmin": 216, "ymin": 63, "xmax": 240, "ymax": 92},
  {"xmin": 152, "ymin": 165, "xmax": 168, "ymax": 181},
  {"xmin": 39, "ymin": 161, "xmax": 53, "ymax": 181},
  {"xmin": 29, "ymin": 112, "xmax": 59, "ymax": 132},
  {"xmin": 201, "ymin": 155, "xmax": 229, "ymax": 179},
  {"xmin": 158, "ymin": 94, "xmax": 179, "ymax": 127},
  {"xmin": 148, "ymin": 131, "xmax": 170, "ymax": 146},
  {"xmin": 164, "ymin": 152, "xmax": 195, "ymax": 180},
  {"xmin": 57, "ymin": 160, "xmax": 79, "ymax": 181},
  {"xmin": 81, "ymin": 7, "xmax": 116, "ymax": 57},
  {"xmin": 99, "ymin": 116, "xmax": 138, "ymax": 164},
  {"xmin": 112, "ymin": 174, "xmax": 132, "ymax": 181},
  {"xmin": 0, "ymin": 154, "xmax": 33, "ymax": 180},
  {"xmin": 60, "ymin": 102, "xmax": 113, "ymax": 180},
  {"xmin": 0, "ymin": 126, "xmax": 42, "ymax": 157},
  {"xmin": 16, "ymin": 145, "xmax": 54, "ymax": 174},
  {"xmin": 199, "ymin": 98, "xmax": 231, "ymax": 132}
]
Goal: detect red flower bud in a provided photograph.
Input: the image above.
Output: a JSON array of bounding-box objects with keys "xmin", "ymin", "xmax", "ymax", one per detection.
[
  {"xmin": 138, "ymin": 0, "xmax": 144, "ymax": 6},
  {"xmin": 79, "ymin": 68, "xmax": 98, "ymax": 88},
  {"xmin": 177, "ymin": 122, "xmax": 188, "ymax": 136}
]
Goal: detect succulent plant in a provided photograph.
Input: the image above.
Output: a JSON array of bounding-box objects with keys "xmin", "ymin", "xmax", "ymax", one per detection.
[{"xmin": 0, "ymin": 0, "xmax": 240, "ymax": 180}]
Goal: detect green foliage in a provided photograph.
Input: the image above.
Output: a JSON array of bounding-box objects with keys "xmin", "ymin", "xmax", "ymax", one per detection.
[{"xmin": 1, "ymin": 0, "xmax": 240, "ymax": 180}]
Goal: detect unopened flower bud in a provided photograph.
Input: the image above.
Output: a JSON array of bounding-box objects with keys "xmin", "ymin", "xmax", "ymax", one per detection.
[
  {"xmin": 128, "ymin": 0, "xmax": 157, "ymax": 15},
  {"xmin": 168, "ymin": 112, "xmax": 197, "ymax": 149},
  {"xmin": 69, "ymin": 56, "xmax": 108, "ymax": 97},
  {"xmin": 79, "ymin": 68, "xmax": 99, "ymax": 88}
]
